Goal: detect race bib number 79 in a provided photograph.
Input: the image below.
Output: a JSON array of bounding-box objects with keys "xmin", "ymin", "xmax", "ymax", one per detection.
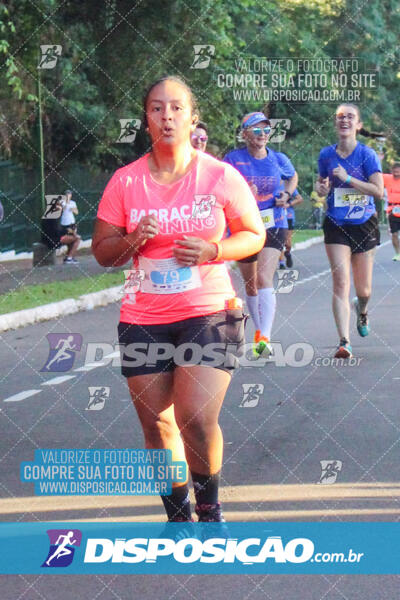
[{"xmin": 138, "ymin": 256, "xmax": 201, "ymax": 294}]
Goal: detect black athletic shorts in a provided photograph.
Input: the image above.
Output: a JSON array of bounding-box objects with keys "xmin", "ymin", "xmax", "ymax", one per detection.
[
  {"xmin": 287, "ymin": 219, "xmax": 294, "ymax": 231},
  {"xmin": 323, "ymin": 214, "xmax": 380, "ymax": 254},
  {"xmin": 238, "ymin": 227, "xmax": 287, "ymax": 263},
  {"xmin": 389, "ymin": 213, "xmax": 400, "ymax": 233},
  {"xmin": 118, "ymin": 309, "xmax": 247, "ymax": 377}
]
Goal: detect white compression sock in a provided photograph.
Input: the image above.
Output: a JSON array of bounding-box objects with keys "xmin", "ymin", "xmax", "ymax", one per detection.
[
  {"xmin": 245, "ymin": 294, "xmax": 261, "ymax": 331},
  {"xmin": 258, "ymin": 287, "xmax": 276, "ymax": 339}
]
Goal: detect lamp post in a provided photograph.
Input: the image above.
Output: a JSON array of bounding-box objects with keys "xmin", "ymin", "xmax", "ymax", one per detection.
[{"xmin": 37, "ymin": 67, "xmax": 46, "ymax": 215}]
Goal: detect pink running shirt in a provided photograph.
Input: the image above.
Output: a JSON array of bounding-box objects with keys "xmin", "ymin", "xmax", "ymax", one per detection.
[{"xmin": 97, "ymin": 151, "xmax": 257, "ymax": 324}]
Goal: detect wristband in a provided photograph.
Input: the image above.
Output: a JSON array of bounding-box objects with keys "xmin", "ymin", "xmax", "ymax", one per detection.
[
  {"xmin": 211, "ymin": 241, "xmax": 222, "ymax": 262},
  {"xmin": 345, "ymin": 174, "xmax": 352, "ymax": 184}
]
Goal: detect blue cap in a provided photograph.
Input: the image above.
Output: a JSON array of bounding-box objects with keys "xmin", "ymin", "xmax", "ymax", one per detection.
[{"xmin": 241, "ymin": 112, "xmax": 270, "ymax": 129}]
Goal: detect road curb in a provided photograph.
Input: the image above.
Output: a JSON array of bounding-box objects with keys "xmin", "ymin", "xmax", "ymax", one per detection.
[
  {"xmin": 293, "ymin": 235, "xmax": 323, "ymax": 251},
  {"xmin": 0, "ymin": 286, "xmax": 121, "ymax": 333},
  {"xmin": 0, "ymin": 236, "xmax": 324, "ymax": 333}
]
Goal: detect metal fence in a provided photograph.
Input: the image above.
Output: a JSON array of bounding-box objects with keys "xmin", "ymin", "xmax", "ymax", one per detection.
[
  {"xmin": 0, "ymin": 160, "xmax": 386, "ymax": 255},
  {"xmin": 0, "ymin": 161, "xmax": 110, "ymax": 254}
]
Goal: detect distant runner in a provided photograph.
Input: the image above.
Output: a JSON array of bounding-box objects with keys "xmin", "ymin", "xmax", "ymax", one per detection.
[
  {"xmin": 383, "ymin": 162, "xmax": 400, "ymax": 261},
  {"xmin": 279, "ymin": 189, "xmax": 303, "ymax": 269},
  {"xmin": 316, "ymin": 103, "xmax": 383, "ymax": 358}
]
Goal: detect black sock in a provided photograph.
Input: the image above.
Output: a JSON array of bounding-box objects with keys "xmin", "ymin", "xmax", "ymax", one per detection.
[
  {"xmin": 161, "ymin": 484, "xmax": 192, "ymax": 521},
  {"xmin": 191, "ymin": 471, "xmax": 220, "ymax": 506},
  {"xmin": 358, "ymin": 296, "xmax": 369, "ymax": 314}
]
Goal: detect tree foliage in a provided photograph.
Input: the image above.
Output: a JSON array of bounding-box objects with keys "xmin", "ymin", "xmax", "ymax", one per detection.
[{"xmin": 1, "ymin": 0, "xmax": 399, "ymax": 191}]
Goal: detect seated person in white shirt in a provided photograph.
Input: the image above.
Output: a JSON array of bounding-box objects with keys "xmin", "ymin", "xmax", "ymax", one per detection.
[{"xmin": 60, "ymin": 189, "xmax": 81, "ymax": 264}]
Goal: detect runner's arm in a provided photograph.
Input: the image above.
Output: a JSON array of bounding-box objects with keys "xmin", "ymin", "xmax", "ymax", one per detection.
[
  {"xmin": 221, "ymin": 210, "xmax": 266, "ymax": 261},
  {"xmin": 92, "ymin": 218, "xmax": 155, "ymax": 267},
  {"xmin": 333, "ymin": 167, "xmax": 383, "ymax": 199},
  {"xmin": 282, "ymin": 172, "xmax": 298, "ymax": 198},
  {"xmin": 289, "ymin": 193, "xmax": 303, "ymax": 207}
]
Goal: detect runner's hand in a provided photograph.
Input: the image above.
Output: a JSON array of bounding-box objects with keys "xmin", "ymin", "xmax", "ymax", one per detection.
[
  {"xmin": 173, "ymin": 236, "xmax": 216, "ymax": 265},
  {"xmin": 275, "ymin": 191, "xmax": 290, "ymax": 207},
  {"xmin": 316, "ymin": 178, "xmax": 330, "ymax": 196},
  {"xmin": 332, "ymin": 165, "xmax": 348, "ymax": 182},
  {"xmin": 136, "ymin": 215, "xmax": 158, "ymax": 246}
]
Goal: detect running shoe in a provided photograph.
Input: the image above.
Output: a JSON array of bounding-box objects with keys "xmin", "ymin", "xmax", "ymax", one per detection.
[
  {"xmin": 392, "ymin": 254, "xmax": 400, "ymax": 261},
  {"xmin": 63, "ymin": 256, "xmax": 79, "ymax": 264},
  {"xmin": 255, "ymin": 335, "xmax": 273, "ymax": 357},
  {"xmin": 195, "ymin": 503, "xmax": 225, "ymax": 522},
  {"xmin": 334, "ymin": 338, "xmax": 353, "ymax": 359},
  {"xmin": 279, "ymin": 261, "xmax": 285, "ymax": 270},
  {"xmin": 352, "ymin": 297, "xmax": 370, "ymax": 337},
  {"xmin": 252, "ymin": 330, "xmax": 261, "ymax": 356},
  {"xmin": 284, "ymin": 251, "xmax": 293, "ymax": 268}
]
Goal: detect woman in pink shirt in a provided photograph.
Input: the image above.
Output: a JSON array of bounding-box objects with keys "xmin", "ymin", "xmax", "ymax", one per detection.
[{"xmin": 92, "ymin": 76, "xmax": 265, "ymax": 523}]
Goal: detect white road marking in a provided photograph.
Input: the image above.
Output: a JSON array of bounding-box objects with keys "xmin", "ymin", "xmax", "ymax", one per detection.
[
  {"xmin": 295, "ymin": 240, "xmax": 391, "ymax": 287},
  {"xmin": 74, "ymin": 362, "xmax": 105, "ymax": 372},
  {"xmin": 41, "ymin": 375, "xmax": 76, "ymax": 386},
  {"xmin": 3, "ymin": 390, "xmax": 42, "ymax": 402},
  {"xmin": 74, "ymin": 352, "xmax": 120, "ymax": 372},
  {"xmin": 296, "ymin": 268, "xmax": 331, "ymax": 286}
]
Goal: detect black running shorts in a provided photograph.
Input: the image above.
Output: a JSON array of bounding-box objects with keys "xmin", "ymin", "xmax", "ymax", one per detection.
[
  {"xmin": 238, "ymin": 227, "xmax": 287, "ymax": 263},
  {"xmin": 118, "ymin": 309, "xmax": 247, "ymax": 377},
  {"xmin": 323, "ymin": 214, "xmax": 380, "ymax": 254},
  {"xmin": 389, "ymin": 213, "xmax": 400, "ymax": 234}
]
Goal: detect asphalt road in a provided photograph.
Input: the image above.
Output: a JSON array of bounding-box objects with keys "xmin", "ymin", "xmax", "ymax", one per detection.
[{"xmin": 1, "ymin": 238, "xmax": 399, "ymax": 598}]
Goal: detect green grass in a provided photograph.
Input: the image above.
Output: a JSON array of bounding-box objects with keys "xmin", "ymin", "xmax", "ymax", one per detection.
[
  {"xmin": 0, "ymin": 271, "xmax": 125, "ymax": 315},
  {"xmin": 292, "ymin": 228, "xmax": 323, "ymax": 245},
  {"xmin": 0, "ymin": 231, "xmax": 323, "ymax": 315}
]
